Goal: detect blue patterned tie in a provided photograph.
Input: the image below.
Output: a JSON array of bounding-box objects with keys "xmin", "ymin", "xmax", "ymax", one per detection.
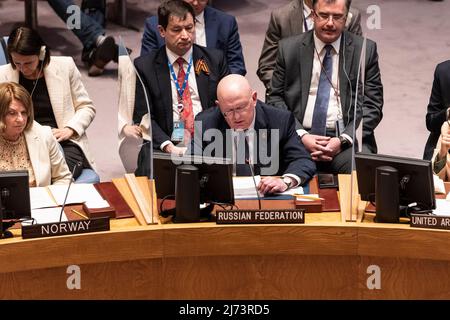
[{"xmin": 310, "ymin": 45, "xmax": 333, "ymax": 135}]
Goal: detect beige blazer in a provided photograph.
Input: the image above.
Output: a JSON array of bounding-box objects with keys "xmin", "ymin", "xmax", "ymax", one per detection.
[
  {"xmin": 0, "ymin": 56, "xmax": 97, "ymax": 171},
  {"xmin": 117, "ymin": 55, "xmax": 150, "ymax": 172},
  {"xmin": 25, "ymin": 121, "xmax": 71, "ymax": 186}
]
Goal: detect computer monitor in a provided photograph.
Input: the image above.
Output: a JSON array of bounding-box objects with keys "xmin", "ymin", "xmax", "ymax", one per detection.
[
  {"xmin": 355, "ymin": 153, "xmax": 435, "ymax": 222},
  {"xmin": 153, "ymin": 153, "xmax": 234, "ymax": 222},
  {"xmin": 0, "ymin": 170, "xmax": 31, "ymax": 238}
]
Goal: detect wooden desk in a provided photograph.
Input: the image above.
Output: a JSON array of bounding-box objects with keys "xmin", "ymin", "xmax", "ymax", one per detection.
[{"xmin": 1, "ymin": 194, "xmax": 450, "ymax": 299}]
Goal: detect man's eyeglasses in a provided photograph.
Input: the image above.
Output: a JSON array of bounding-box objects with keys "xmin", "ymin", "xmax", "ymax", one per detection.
[
  {"xmin": 314, "ymin": 12, "xmax": 346, "ymax": 23},
  {"xmin": 222, "ymin": 103, "xmax": 251, "ymax": 118}
]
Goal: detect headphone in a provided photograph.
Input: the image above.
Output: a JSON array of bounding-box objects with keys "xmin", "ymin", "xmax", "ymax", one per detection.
[{"xmin": 38, "ymin": 46, "xmax": 46, "ymax": 61}]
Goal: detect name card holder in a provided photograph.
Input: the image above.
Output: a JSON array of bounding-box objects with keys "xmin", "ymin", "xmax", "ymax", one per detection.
[
  {"xmin": 216, "ymin": 209, "xmax": 305, "ymax": 224},
  {"xmin": 21, "ymin": 217, "xmax": 110, "ymax": 239},
  {"xmin": 410, "ymin": 214, "xmax": 450, "ymax": 231}
]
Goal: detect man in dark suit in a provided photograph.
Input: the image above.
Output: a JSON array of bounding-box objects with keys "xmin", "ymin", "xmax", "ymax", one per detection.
[
  {"xmin": 140, "ymin": 0, "xmax": 246, "ymax": 76},
  {"xmin": 257, "ymin": 0, "xmax": 362, "ymax": 97},
  {"xmin": 192, "ymin": 75, "xmax": 316, "ymax": 194},
  {"xmin": 132, "ymin": 0, "xmax": 229, "ymax": 177},
  {"xmin": 424, "ymin": 60, "xmax": 450, "ymax": 160},
  {"xmin": 268, "ymin": 0, "xmax": 383, "ymax": 174}
]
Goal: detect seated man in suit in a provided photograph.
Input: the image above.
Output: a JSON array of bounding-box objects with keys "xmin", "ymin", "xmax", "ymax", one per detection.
[
  {"xmin": 132, "ymin": 0, "xmax": 229, "ymax": 177},
  {"xmin": 140, "ymin": 0, "xmax": 246, "ymax": 75},
  {"xmin": 257, "ymin": 0, "xmax": 361, "ymax": 99},
  {"xmin": 192, "ymin": 74, "xmax": 316, "ymax": 194},
  {"xmin": 268, "ymin": 0, "xmax": 383, "ymax": 174},
  {"xmin": 424, "ymin": 60, "xmax": 450, "ymax": 160}
]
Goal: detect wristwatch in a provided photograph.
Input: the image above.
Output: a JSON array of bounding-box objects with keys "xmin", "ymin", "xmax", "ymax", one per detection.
[
  {"xmin": 282, "ymin": 176, "xmax": 293, "ymax": 190},
  {"xmin": 338, "ymin": 135, "xmax": 352, "ymax": 150}
]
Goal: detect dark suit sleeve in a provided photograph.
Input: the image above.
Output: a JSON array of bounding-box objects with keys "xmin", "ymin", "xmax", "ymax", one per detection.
[
  {"xmin": 140, "ymin": 17, "xmax": 160, "ymax": 56},
  {"xmin": 257, "ymin": 11, "xmax": 281, "ymax": 90},
  {"xmin": 426, "ymin": 64, "xmax": 448, "ymax": 134},
  {"xmin": 267, "ymin": 42, "xmax": 289, "ymax": 109},
  {"xmin": 133, "ymin": 58, "xmax": 171, "ymax": 149},
  {"xmin": 347, "ymin": 8, "xmax": 363, "ymax": 36},
  {"xmin": 225, "ymin": 16, "xmax": 247, "ymax": 76},
  {"xmin": 281, "ymin": 113, "xmax": 316, "ymax": 184},
  {"xmin": 360, "ymin": 41, "xmax": 383, "ymax": 153}
]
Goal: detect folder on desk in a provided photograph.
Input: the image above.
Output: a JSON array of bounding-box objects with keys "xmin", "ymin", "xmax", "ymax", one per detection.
[{"xmin": 94, "ymin": 182, "xmax": 134, "ymax": 219}]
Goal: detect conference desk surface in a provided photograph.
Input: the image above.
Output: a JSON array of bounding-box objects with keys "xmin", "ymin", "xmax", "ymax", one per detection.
[{"xmin": 1, "ymin": 194, "xmax": 450, "ymax": 300}]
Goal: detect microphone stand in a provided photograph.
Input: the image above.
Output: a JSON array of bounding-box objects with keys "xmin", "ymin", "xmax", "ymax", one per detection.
[
  {"xmin": 59, "ymin": 162, "xmax": 80, "ymax": 222},
  {"xmin": 246, "ymin": 135, "xmax": 262, "ymax": 210}
]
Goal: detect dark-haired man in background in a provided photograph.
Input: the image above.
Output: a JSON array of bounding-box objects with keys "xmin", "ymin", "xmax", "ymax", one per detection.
[
  {"xmin": 132, "ymin": 0, "xmax": 229, "ymax": 177},
  {"xmin": 140, "ymin": 0, "xmax": 246, "ymax": 75}
]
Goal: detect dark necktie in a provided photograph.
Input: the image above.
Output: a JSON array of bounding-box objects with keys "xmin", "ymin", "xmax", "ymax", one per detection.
[
  {"xmin": 310, "ymin": 45, "xmax": 333, "ymax": 135},
  {"xmin": 235, "ymin": 131, "xmax": 252, "ymax": 176}
]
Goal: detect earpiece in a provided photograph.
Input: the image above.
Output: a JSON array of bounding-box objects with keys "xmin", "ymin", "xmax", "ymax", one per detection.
[{"xmin": 38, "ymin": 46, "xmax": 46, "ymax": 61}]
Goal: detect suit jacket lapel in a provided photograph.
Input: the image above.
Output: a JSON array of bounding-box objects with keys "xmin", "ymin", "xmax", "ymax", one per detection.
[
  {"xmin": 193, "ymin": 46, "xmax": 210, "ymax": 110},
  {"xmin": 253, "ymin": 103, "xmax": 269, "ymax": 175},
  {"xmin": 203, "ymin": 6, "xmax": 217, "ymax": 47},
  {"xmin": 24, "ymin": 124, "xmax": 41, "ymax": 186},
  {"xmin": 339, "ymin": 32, "xmax": 355, "ymax": 116},
  {"xmin": 301, "ymin": 32, "xmax": 314, "ymax": 115},
  {"xmin": 155, "ymin": 50, "xmax": 173, "ymax": 133},
  {"xmin": 44, "ymin": 62, "xmax": 65, "ymax": 127}
]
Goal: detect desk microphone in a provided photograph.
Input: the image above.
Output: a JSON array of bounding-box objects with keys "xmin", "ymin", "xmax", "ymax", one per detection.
[
  {"xmin": 245, "ymin": 136, "xmax": 262, "ymax": 210},
  {"xmin": 59, "ymin": 162, "xmax": 82, "ymax": 222}
]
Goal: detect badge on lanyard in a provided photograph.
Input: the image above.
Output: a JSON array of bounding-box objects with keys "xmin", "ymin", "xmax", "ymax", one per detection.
[{"xmin": 171, "ymin": 121, "xmax": 185, "ymax": 142}]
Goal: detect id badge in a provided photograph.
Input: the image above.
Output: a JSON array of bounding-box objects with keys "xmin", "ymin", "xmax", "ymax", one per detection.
[
  {"xmin": 336, "ymin": 118, "xmax": 345, "ymax": 136},
  {"xmin": 171, "ymin": 121, "xmax": 185, "ymax": 142}
]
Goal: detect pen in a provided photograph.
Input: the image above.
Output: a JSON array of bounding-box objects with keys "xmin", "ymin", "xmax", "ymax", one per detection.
[
  {"xmin": 71, "ymin": 209, "xmax": 88, "ymax": 219},
  {"xmin": 294, "ymin": 194, "xmax": 325, "ymax": 201}
]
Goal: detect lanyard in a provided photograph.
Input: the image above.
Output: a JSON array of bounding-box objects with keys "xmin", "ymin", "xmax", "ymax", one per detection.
[{"xmin": 168, "ymin": 55, "xmax": 193, "ymax": 100}]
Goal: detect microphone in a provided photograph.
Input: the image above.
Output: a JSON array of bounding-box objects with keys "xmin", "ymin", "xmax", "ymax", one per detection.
[
  {"xmin": 245, "ymin": 135, "xmax": 262, "ymax": 210},
  {"xmin": 58, "ymin": 161, "xmax": 82, "ymax": 222}
]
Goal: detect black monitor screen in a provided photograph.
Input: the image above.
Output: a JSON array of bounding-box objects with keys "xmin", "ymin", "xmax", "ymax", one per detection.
[
  {"xmin": 0, "ymin": 170, "xmax": 31, "ymax": 220},
  {"xmin": 153, "ymin": 153, "xmax": 234, "ymax": 205},
  {"xmin": 355, "ymin": 153, "xmax": 435, "ymax": 209}
]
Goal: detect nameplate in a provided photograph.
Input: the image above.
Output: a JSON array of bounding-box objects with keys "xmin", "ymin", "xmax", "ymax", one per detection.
[
  {"xmin": 21, "ymin": 217, "xmax": 110, "ymax": 239},
  {"xmin": 410, "ymin": 214, "xmax": 450, "ymax": 231},
  {"xmin": 216, "ymin": 209, "xmax": 304, "ymax": 224}
]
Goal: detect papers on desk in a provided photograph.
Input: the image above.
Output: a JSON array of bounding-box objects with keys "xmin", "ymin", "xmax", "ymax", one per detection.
[
  {"xmin": 434, "ymin": 175, "xmax": 446, "ymax": 194},
  {"xmin": 233, "ymin": 176, "xmax": 304, "ymax": 199},
  {"xmin": 30, "ymin": 184, "xmax": 108, "ymax": 210},
  {"xmin": 22, "ymin": 207, "xmax": 68, "ymax": 226},
  {"xmin": 433, "ymin": 199, "xmax": 450, "ymax": 217}
]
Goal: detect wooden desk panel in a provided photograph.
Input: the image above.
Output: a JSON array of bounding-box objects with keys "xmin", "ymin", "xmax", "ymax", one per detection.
[{"xmin": 1, "ymin": 198, "xmax": 450, "ymax": 299}]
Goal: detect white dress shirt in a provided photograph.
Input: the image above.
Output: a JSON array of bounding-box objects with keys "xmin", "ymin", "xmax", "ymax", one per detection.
[
  {"xmin": 303, "ymin": 3, "xmax": 314, "ymax": 32},
  {"xmin": 298, "ymin": 34, "xmax": 352, "ymax": 144},
  {"xmin": 160, "ymin": 47, "xmax": 202, "ymax": 150},
  {"xmin": 195, "ymin": 11, "xmax": 207, "ymax": 47}
]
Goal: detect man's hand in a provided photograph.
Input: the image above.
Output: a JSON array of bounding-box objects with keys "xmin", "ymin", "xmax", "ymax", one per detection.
[
  {"xmin": 258, "ymin": 176, "xmax": 288, "ymax": 194},
  {"xmin": 301, "ymin": 134, "xmax": 331, "ymax": 161},
  {"xmin": 123, "ymin": 125, "xmax": 143, "ymax": 139},
  {"xmin": 52, "ymin": 127, "xmax": 75, "ymax": 142},
  {"xmin": 439, "ymin": 121, "xmax": 450, "ymax": 160},
  {"xmin": 310, "ymin": 137, "xmax": 342, "ymax": 161},
  {"xmin": 163, "ymin": 143, "xmax": 187, "ymax": 156}
]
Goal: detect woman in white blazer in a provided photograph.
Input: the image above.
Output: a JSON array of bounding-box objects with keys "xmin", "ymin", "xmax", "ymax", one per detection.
[
  {"xmin": 0, "ymin": 26, "xmax": 96, "ymax": 180},
  {"xmin": 0, "ymin": 82, "xmax": 71, "ymax": 186}
]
